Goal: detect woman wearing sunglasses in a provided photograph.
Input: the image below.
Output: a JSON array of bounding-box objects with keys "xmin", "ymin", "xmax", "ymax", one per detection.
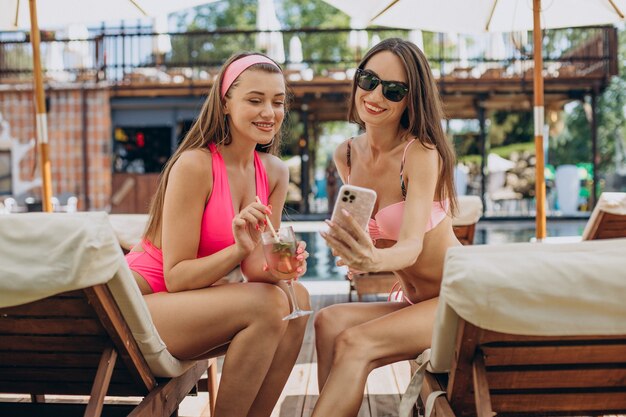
[{"xmin": 314, "ymin": 38, "xmax": 460, "ymax": 416}]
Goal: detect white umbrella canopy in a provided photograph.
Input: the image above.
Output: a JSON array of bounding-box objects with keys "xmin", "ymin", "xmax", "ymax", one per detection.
[
  {"xmin": 256, "ymin": 0, "xmax": 285, "ymax": 63},
  {"xmin": 0, "ymin": 0, "xmax": 215, "ymax": 29},
  {"xmin": 322, "ymin": 0, "xmax": 626, "ymax": 33},
  {"xmin": 320, "ymin": 0, "xmax": 626, "ymax": 239},
  {"xmin": 0, "ymin": 0, "xmax": 216, "ymax": 212}
]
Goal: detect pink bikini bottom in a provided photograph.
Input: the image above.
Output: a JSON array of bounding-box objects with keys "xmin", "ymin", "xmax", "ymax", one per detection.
[{"xmin": 125, "ymin": 239, "xmax": 168, "ymax": 293}]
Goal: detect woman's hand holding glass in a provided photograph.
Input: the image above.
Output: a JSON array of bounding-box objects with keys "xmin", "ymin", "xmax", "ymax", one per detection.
[
  {"xmin": 261, "ymin": 226, "xmax": 312, "ymax": 320},
  {"xmin": 321, "ymin": 209, "xmax": 380, "ymax": 273},
  {"xmin": 232, "ymin": 201, "xmax": 271, "ymax": 256}
]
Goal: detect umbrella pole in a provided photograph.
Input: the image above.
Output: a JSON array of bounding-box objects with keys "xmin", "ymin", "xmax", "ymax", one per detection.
[
  {"xmin": 532, "ymin": 0, "xmax": 547, "ymax": 240},
  {"xmin": 28, "ymin": 0, "xmax": 53, "ymax": 212}
]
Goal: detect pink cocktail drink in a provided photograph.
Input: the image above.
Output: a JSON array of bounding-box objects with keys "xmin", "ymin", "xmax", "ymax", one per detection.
[
  {"xmin": 263, "ymin": 240, "xmax": 298, "ymax": 276},
  {"xmin": 261, "ymin": 225, "xmax": 313, "ymax": 320}
]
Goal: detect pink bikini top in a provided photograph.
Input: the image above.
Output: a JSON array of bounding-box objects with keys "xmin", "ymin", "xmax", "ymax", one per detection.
[
  {"xmin": 197, "ymin": 143, "xmax": 269, "ymax": 257},
  {"xmin": 346, "ymin": 138, "xmax": 449, "ymax": 242}
]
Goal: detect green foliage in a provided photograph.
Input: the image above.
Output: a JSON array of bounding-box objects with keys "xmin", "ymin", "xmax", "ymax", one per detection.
[
  {"xmin": 549, "ymin": 101, "xmax": 591, "ymax": 166},
  {"xmin": 490, "ymin": 141, "xmax": 535, "ymax": 158},
  {"xmin": 550, "ymin": 76, "xmax": 626, "ymax": 173},
  {"xmin": 457, "ymin": 142, "xmax": 535, "ymax": 165},
  {"xmin": 279, "ymin": 0, "xmax": 349, "ymax": 28},
  {"xmin": 488, "ymin": 111, "xmax": 534, "ymax": 147},
  {"xmin": 170, "ymin": 0, "xmax": 258, "ymax": 67},
  {"xmin": 279, "ymin": 0, "xmax": 352, "ymax": 70}
]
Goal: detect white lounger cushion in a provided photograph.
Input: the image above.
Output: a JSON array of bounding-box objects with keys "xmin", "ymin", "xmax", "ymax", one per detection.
[
  {"xmin": 0, "ymin": 212, "xmax": 194, "ymax": 378},
  {"xmin": 108, "ymin": 213, "xmax": 149, "ymax": 251},
  {"xmin": 582, "ymin": 192, "xmax": 626, "ymax": 240},
  {"xmin": 451, "ymin": 195, "xmax": 482, "ymax": 226},
  {"xmin": 429, "ymin": 238, "xmax": 626, "ymax": 373}
]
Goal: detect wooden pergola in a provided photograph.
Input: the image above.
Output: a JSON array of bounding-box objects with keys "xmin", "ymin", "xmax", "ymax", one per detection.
[{"xmin": 108, "ymin": 60, "xmax": 616, "ymax": 213}]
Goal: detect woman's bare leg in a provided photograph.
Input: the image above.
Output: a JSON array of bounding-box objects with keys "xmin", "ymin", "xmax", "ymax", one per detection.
[
  {"xmin": 144, "ymin": 282, "xmax": 290, "ymax": 417},
  {"xmin": 312, "ymin": 297, "xmax": 439, "ymax": 417},
  {"xmin": 247, "ymin": 281, "xmax": 311, "ymax": 417},
  {"xmin": 314, "ymin": 301, "xmax": 408, "ymax": 391}
]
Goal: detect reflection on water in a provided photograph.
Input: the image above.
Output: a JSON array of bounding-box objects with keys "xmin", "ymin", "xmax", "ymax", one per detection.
[
  {"xmin": 295, "ymin": 231, "xmax": 347, "ymax": 281},
  {"xmin": 474, "ymin": 220, "xmax": 587, "ymax": 245},
  {"xmin": 295, "ymin": 219, "xmax": 587, "ymax": 281}
]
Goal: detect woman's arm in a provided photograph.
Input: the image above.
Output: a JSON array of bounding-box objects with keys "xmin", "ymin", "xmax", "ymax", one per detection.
[
  {"xmin": 241, "ymin": 154, "xmax": 290, "ymax": 282},
  {"xmin": 161, "ymin": 150, "xmax": 252, "ymax": 292},
  {"xmin": 324, "ymin": 141, "xmax": 440, "ymax": 273}
]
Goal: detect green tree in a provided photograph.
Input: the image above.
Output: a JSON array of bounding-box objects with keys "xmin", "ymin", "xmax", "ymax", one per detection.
[
  {"xmin": 549, "ymin": 26, "xmax": 626, "ymax": 177},
  {"xmin": 488, "ymin": 111, "xmax": 534, "ymax": 147},
  {"xmin": 170, "ymin": 0, "xmax": 258, "ymax": 68}
]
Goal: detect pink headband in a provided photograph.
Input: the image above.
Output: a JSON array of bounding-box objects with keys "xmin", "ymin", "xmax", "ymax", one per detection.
[{"xmin": 220, "ymin": 54, "xmax": 280, "ymax": 99}]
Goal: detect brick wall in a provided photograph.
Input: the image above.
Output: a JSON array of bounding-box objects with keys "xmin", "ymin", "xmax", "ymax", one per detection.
[{"xmin": 0, "ymin": 85, "xmax": 111, "ymax": 211}]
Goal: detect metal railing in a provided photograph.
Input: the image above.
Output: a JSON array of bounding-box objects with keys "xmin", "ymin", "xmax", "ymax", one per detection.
[{"xmin": 0, "ymin": 26, "xmax": 617, "ymax": 84}]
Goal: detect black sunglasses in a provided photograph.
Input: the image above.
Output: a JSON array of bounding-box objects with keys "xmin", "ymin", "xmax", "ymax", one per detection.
[{"xmin": 355, "ymin": 68, "xmax": 409, "ymax": 102}]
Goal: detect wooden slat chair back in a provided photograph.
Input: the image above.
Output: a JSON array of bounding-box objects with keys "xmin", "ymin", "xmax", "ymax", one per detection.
[
  {"xmin": 436, "ymin": 321, "xmax": 626, "ymax": 417},
  {"xmin": 400, "ymin": 238, "xmax": 626, "ymax": 417},
  {"xmin": 0, "ymin": 212, "xmax": 214, "ymax": 417},
  {"xmin": 350, "ymin": 195, "xmax": 483, "ymax": 302},
  {"xmin": 582, "ymin": 192, "xmax": 626, "ymax": 241}
]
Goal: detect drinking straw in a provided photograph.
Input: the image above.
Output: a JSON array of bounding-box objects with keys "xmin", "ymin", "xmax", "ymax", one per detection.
[{"xmin": 256, "ymin": 196, "xmax": 279, "ymax": 242}]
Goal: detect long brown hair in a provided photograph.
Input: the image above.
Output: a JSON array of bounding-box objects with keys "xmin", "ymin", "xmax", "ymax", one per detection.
[
  {"xmin": 143, "ymin": 52, "xmax": 286, "ymax": 240},
  {"xmin": 348, "ymin": 38, "xmax": 457, "ymax": 215}
]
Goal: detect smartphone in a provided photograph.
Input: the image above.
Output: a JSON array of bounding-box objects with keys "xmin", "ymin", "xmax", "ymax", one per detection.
[{"xmin": 331, "ymin": 185, "xmax": 377, "ymax": 231}]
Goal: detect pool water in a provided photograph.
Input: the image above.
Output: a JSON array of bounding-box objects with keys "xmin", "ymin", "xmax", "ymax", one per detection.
[
  {"xmin": 293, "ymin": 219, "xmax": 587, "ymax": 281},
  {"xmin": 295, "ymin": 230, "xmax": 348, "ymax": 281}
]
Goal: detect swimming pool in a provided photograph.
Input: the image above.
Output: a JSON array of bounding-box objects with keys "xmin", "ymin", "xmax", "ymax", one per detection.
[
  {"xmin": 295, "ymin": 229, "xmax": 348, "ymax": 281},
  {"xmin": 291, "ymin": 219, "xmax": 588, "ymax": 281}
]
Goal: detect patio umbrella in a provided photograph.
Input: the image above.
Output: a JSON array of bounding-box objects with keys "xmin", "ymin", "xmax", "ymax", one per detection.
[
  {"xmin": 0, "ymin": 0, "xmax": 215, "ymax": 211},
  {"xmin": 321, "ymin": 0, "xmax": 626, "ymax": 239},
  {"xmin": 256, "ymin": 0, "xmax": 285, "ymax": 63}
]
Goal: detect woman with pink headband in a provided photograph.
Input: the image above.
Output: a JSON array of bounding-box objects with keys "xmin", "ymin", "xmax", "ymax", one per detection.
[{"xmin": 125, "ymin": 52, "xmax": 310, "ymax": 417}]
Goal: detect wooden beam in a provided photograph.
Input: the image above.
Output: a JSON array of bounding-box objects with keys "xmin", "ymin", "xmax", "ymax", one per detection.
[
  {"xmin": 84, "ymin": 346, "xmax": 118, "ymax": 417},
  {"xmin": 83, "ymin": 286, "xmax": 156, "ymax": 392},
  {"xmin": 127, "ymin": 361, "xmax": 208, "ymax": 417},
  {"xmin": 471, "ymin": 350, "xmax": 494, "ymax": 417}
]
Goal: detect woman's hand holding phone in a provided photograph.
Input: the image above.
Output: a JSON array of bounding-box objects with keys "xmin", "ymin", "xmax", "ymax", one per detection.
[
  {"xmin": 323, "ymin": 209, "xmax": 380, "ymax": 273},
  {"xmin": 321, "ymin": 185, "xmax": 381, "ymax": 273}
]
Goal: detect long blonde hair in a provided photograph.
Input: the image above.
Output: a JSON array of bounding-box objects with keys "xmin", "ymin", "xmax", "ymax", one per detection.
[
  {"xmin": 143, "ymin": 52, "xmax": 286, "ymax": 240},
  {"xmin": 348, "ymin": 38, "xmax": 457, "ymax": 215}
]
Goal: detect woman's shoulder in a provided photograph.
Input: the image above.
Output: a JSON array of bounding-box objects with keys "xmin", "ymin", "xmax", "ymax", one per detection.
[
  {"xmin": 258, "ymin": 152, "xmax": 288, "ymax": 180},
  {"xmin": 405, "ymin": 137, "xmax": 438, "ymax": 158},
  {"xmin": 333, "ymin": 136, "xmax": 359, "ymax": 166},
  {"xmin": 172, "ymin": 148, "xmax": 213, "ymax": 176},
  {"xmin": 403, "ymin": 137, "xmax": 440, "ymax": 172}
]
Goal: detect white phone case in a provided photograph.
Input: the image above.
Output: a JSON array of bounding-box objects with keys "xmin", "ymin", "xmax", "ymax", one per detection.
[{"xmin": 331, "ymin": 185, "xmax": 377, "ymax": 231}]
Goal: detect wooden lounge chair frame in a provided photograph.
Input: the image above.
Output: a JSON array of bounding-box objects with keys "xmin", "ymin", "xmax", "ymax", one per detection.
[
  {"xmin": 419, "ymin": 319, "xmax": 626, "ymax": 417},
  {"xmin": 403, "ymin": 198, "xmax": 626, "ymax": 417},
  {"xmin": 0, "ymin": 284, "xmax": 217, "ymax": 417},
  {"xmin": 0, "ymin": 212, "xmax": 218, "ymax": 417},
  {"xmin": 582, "ymin": 192, "xmax": 626, "ymax": 241}
]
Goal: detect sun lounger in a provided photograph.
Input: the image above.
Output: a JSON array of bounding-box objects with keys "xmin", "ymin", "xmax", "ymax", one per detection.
[
  {"xmin": 399, "ymin": 237, "xmax": 626, "ymax": 417},
  {"xmin": 107, "ymin": 213, "xmax": 148, "ymax": 253},
  {"xmin": 349, "ymin": 196, "xmax": 483, "ymax": 302},
  {"xmin": 582, "ymin": 192, "xmax": 626, "ymax": 240},
  {"xmin": 0, "ymin": 212, "xmax": 217, "ymax": 416}
]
